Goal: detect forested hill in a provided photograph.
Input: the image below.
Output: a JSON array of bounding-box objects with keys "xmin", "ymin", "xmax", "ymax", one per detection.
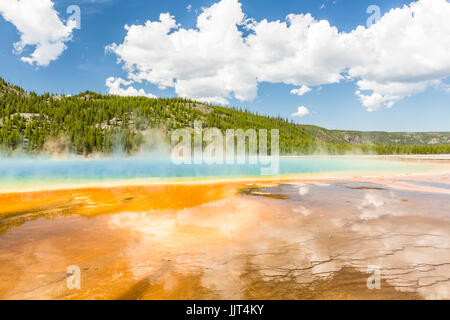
[{"xmin": 0, "ymin": 77, "xmax": 449, "ymax": 156}]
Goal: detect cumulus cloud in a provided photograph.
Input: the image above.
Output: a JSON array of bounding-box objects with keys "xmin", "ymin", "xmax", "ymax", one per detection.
[
  {"xmin": 347, "ymin": 0, "xmax": 450, "ymax": 110},
  {"xmin": 106, "ymin": 77, "xmax": 156, "ymax": 98},
  {"xmin": 292, "ymin": 106, "xmax": 310, "ymax": 118},
  {"xmin": 107, "ymin": 0, "xmax": 450, "ymax": 110},
  {"xmin": 355, "ymin": 80, "xmax": 433, "ymax": 111},
  {"xmin": 0, "ymin": 0, "xmax": 76, "ymax": 66},
  {"xmin": 442, "ymin": 84, "xmax": 450, "ymax": 94},
  {"xmin": 290, "ymin": 85, "xmax": 312, "ymax": 96}
]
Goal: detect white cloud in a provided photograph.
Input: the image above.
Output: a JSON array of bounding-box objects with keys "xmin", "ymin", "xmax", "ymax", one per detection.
[
  {"xmin": 355, "ymin": 80, "xmax": 433, "ymax": 111},
  {"xmin": 105, "ymin": 77, "xmax": 156, "ymax": 98},
  {"xmin": 290, "ymin": 85, "xmax": 312, "ymax": 96},
  {"xmin": 441, "ymin": 83, "xmax": 450, "ymax": 94},
  {"xmin": 347, "ymin": 0, "xmax": 450, "ymax": 110},
  {"xmin": 0, "ymin": 0, "xmax": 76, "ymax": 66},
  {"xmin": 107, "ymin": 0, "xmax": 450, "ymax": 110},
  {"xmin": 187, "ymin": 4, "xmax": 192, "ymax": 13},
  {"xmin": 292, "ymin": 106, "xmax": 310, "ymax": 118}
]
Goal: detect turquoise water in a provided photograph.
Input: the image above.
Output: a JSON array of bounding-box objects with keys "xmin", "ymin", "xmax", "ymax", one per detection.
[{"xmin": 0, "ymin": 156, "xmax": 433, "ymax": 187}]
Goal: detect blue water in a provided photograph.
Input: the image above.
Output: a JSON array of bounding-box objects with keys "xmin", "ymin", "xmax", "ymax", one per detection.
[{"xmin": 0, "ymin": 156, "xmax": 431, "ymax": 187}]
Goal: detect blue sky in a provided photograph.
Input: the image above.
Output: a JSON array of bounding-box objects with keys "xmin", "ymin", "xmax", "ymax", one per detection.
[{"xmin": 0, "ymin": 0, "xmax": 449, "ymax": 132}]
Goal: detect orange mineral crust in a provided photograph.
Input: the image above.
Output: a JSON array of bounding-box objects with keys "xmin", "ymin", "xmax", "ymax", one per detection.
[
  {"xmin": 0, "ymin": 174, "xmax": 449, "ymax": 300},
  {"xmin": 0, "ymin": 183, "xmax": 238, "ymax": 218}
]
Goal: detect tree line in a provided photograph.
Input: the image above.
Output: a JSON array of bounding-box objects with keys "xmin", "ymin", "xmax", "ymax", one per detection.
[{"xmin": 0, "ymin": 77, "xmax": 449, "ymax": 156}]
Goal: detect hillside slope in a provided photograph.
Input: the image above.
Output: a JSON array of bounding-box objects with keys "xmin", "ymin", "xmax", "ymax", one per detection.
[{"xmin": 0, "ymin": 77, "xmax": 449, "ymax": 155}]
